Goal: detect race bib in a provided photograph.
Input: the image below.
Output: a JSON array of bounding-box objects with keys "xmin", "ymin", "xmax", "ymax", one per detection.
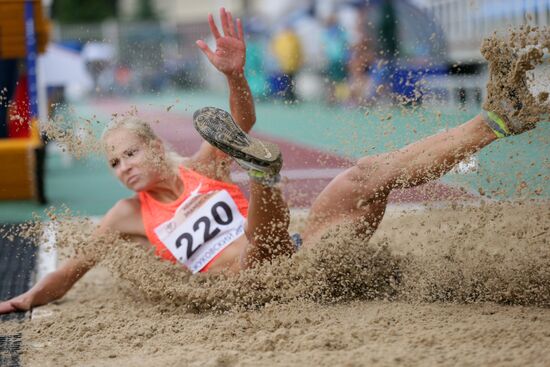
[{"xmin": 154, "ymin": 188, "xmax": 245, "ymax": 273}]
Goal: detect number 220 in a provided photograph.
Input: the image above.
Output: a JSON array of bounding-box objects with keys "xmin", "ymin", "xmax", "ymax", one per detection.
[{"xmin": 174, "ymin": 201, "xmax": 233, "ymax": 259}]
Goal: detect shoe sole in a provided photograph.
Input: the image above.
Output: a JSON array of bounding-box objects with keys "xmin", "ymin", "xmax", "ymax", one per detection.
[{"xmin": 193, "ymin": 107, "xmax": 281, "ymax": 167}]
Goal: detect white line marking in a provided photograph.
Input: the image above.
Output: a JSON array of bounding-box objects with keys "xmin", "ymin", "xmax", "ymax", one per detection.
[
  {"xmin": 232, "ymin": 168, "xmax": 346, "ymax": 182},
  {"xmin": 35, "ymin": 222, "xmax": 57, "ymax": 283},
  {"xmin": 31, "ymin": 222, "xmax": 58, "ymax": 320},
  {"xmin": 31, "ymin": 217, "xmax": 101, "ymax": 320}
]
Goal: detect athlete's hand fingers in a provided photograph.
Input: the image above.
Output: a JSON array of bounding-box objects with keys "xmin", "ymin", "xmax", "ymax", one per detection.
[
  {"xmin": 11, "ymin": 298, "xmax": 31, "ymax": 311},
  {"xmin": 226, "ymin": 10, "xmax": 236, "ymax": 38},
  {"xmin": 208, "ymin": 13, "xmax": 221, "ymax": 40},
  {"xmin": 237, "ymin": 18, "xmax": 245, "ymax": 43},
  {"xmin": 0, "ymin": 298, "xmax": 30, "ymax": 314},
  {"xmin": 220, "ymin": 8, "xmax": 230, "ymax": 37},
  {"xmin": 0, "ymin": 301, "xmax": 17, "ymax": 314},
  {"xmin": 196, "ymin": 40, "xmax": 215, "ymax": 62}
]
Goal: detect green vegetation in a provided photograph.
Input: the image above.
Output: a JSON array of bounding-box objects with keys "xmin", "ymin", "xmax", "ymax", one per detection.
[{"xmin": 52, "ymin": 0, "xmax": 118, "ymax": 23}]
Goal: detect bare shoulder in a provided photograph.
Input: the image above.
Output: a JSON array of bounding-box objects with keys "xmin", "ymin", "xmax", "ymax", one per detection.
[
  {"xmin": 113, "ymin": 197, "xmax": 141, "ymax": 214},
  {"xmin": 99, "ymin": 197, "xmax": 145, "ymax": 237},
  {"xmin": 189, "ymin": 143, "xmax": 233, "ymax": 182}
]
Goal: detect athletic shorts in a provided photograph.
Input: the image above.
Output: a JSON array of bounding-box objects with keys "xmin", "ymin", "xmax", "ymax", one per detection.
[{"xmin": 291, "ymin": 233, "xmax": 303, "ymax": 251}]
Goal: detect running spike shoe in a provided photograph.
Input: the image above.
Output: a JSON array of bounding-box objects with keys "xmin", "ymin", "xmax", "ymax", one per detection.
[{"xmin": 193, "ymin": 107, "xmax": 282, "ymax": 178}]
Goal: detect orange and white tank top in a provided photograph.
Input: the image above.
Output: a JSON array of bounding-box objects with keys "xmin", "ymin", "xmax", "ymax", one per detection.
[{"xmin": 139, "ymin": 166, "xmax": 249, "ymax": 273}]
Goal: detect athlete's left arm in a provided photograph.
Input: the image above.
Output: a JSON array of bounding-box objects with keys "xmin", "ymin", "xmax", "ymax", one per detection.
[{"xmin": 192, "ymin": 8, "xmax": 256, "ymax": 179}]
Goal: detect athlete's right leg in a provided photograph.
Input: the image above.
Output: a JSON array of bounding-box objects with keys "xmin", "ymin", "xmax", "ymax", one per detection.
[
  {"xmin": 301, "ymin": 109, "xmax": 541, "ymax": 246},
  {"xmin": 193, "ymin": 107, "xmax": 294, "ymax": 268}
]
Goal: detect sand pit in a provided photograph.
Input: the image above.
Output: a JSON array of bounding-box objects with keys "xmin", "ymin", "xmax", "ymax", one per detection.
[{"xmin": 1, "ymin": 201, "xmax": 549, "ymax": 366}]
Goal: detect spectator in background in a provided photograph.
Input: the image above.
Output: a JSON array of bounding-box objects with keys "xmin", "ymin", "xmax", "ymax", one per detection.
[
  {"xmin": 347, "ymin": 0, "xmax": 401, "ymax": 103},
  {"xmin": 114, "ymin": 63, "xmax": 132, "ymax": 95},
  {"xmin": 370, "ymin": 0, "xmax": 399, "ymax": 99},
  {"xmin": 82, "ymin": 42, "xmax": 114, "ymax": 94},
  {"xmin": 271, "ymin": 25, "xmax": 303, "ymax": 102},
  {"xmin": 244, "ymin": 19, "xmax": 268, "ymax": 99},
  {"xmin": 322, "ymin": 15, "xmax": 349, "ymax": 104},
  {"xmin": 347, "ymin": 3, "xmax": 375, "ymax": 105}
]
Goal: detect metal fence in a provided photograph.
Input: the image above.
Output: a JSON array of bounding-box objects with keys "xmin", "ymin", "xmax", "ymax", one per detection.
[{"xmin": 424, "ymin": 0, "xmax": 550, "ymax": 62}]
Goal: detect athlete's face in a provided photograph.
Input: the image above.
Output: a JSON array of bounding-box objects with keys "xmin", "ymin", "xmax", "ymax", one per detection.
[{"xmin": 104, "ymin": 129, "xmax": 165, "ymax": 192}]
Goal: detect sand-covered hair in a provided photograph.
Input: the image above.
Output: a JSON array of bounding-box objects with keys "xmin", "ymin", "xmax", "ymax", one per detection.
[
  {"xmin": 101, "ymin": 115, "xmax": 185, "ymax": 170},
  {"xmin": 102, "ymin": 116, "xmax": 159, "ymax": 145}
]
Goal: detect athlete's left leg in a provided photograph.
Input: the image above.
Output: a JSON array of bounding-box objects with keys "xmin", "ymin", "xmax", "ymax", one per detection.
[{"xmin": 242, "ymin": 181, "xmax": 293, "ymax": 267}]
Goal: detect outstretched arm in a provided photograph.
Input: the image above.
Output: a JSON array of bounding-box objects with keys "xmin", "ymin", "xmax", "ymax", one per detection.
[
  {"xmin": 0, "ymin": 200, "xmax": 137, "ymax": 315},
  {"xmin": 0, "ymin": 257, "xmax": 94, "ymax": 314},
  {"xmin": 192, "ymin": 8, "xmax": 256, "ymax": 178}
]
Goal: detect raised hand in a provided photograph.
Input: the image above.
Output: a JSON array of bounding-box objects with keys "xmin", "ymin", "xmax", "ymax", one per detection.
[{"xmin": 196, "ymin": 8, "xmax": 246, "ymax": 77}]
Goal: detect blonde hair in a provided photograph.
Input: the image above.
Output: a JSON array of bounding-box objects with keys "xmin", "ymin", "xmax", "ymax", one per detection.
[{"xmin": 102, "ymin": 116, "xmax": 185, "ymax": 170}]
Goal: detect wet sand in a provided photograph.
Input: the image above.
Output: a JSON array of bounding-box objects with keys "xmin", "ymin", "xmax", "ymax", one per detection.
[{"xmin": 3, "ymin": 201, "xmax": 548, "ymax": 367}]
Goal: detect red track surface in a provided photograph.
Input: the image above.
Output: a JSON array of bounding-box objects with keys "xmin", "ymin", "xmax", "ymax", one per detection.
[{"xmin": 95, "ymin": 99, "xmax": 476, "ymax": 208}]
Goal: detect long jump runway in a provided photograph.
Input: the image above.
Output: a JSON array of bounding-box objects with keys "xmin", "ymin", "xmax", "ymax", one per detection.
[{"xmin": 0, "ymin": 225, "xmax": 36, "ymax": 367}]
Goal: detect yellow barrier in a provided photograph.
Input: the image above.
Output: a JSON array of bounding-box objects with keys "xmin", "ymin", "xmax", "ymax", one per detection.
[
  {"xmin": 0, "ymin": 1, "xmax": 50, "ymax": 202},
  {"xmin": 0, "ymin": 0, "xmax": 50, "ymax": 58},
  {"xmin": 0, "ymin": 120, "xmax": 44, "ymax": 201}
]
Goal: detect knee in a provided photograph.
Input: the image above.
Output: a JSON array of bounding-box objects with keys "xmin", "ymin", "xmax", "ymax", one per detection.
[{"xmin": 345, "ymin": 158, "xmax": 395, "ymax": 198}]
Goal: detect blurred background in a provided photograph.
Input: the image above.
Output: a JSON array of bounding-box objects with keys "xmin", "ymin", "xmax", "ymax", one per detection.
[{"xmin": 0, "ymin": 0, "xmax": 549, "ymax": 221}]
